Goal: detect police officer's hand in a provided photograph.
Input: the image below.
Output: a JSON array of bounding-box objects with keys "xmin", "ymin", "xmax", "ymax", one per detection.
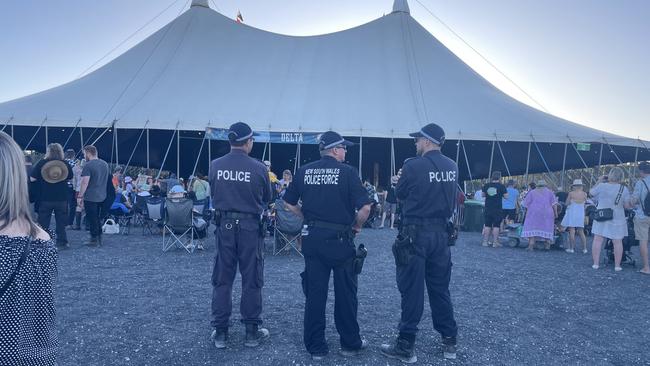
[
  {"xmin": 397, "ymin": 169, "xmax": 403, "ymax": 182},
  {"xmin": 352, "ymin": 225, "xmax": 362, "ymax": 235}
]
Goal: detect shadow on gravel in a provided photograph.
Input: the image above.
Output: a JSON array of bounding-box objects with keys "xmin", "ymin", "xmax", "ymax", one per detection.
[{"xmin": 56, "ymin": 228, "xmax": 650, "ymax": 365}]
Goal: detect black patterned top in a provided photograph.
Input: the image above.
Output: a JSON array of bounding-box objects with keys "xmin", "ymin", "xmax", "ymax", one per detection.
[{"xmin": 0, "ymin": 234, "xmax": 58, "ymax": 366}]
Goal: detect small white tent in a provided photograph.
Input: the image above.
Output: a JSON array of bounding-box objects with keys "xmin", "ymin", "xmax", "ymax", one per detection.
[{"xmin": 0, "ymin": 0, "xmax": 643, "ymax": 147}]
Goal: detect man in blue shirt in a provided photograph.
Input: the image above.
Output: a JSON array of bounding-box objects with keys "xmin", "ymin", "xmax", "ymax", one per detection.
[{"xmin": 502, "ymin": 180, "xmax": 519, "ymax": 227}]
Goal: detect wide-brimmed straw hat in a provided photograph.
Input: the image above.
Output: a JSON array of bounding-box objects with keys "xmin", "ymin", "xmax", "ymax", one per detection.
[
  {"xmin": 41, "ymin": 160, "xmax": 69, "ymax": 184},
  {"xmin": 571, "ymin": 179, "xmax": 584, "ymax": 187}
]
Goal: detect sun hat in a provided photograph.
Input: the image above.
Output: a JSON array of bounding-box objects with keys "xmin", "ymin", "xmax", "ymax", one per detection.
[
  {"xmin": 41, "ymin": 160, "xmax": 69, "ymax": 184},
  {"xmin": 124, "ymin": 176, "xmax": 133, "ymax": 183},
  {"xmin": 536, "ymin": 179, "xmax": 547, "ymax": 187},
  {"xmin": 571, "ymin": 179, "xmax": 584, "ymax": 187}
]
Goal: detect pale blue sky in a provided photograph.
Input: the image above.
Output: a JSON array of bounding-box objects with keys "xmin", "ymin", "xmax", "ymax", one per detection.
[{"xmin": 1, "ymin": 0, "xmax": 648, "ymax": 139}]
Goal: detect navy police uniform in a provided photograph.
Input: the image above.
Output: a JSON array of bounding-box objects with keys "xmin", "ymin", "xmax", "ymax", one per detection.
[
  {"xmin": 283, "ymin": 131, "xmax": 372, "ymax": 357},
  {"xmin": 209, "ymin": 123, "xmax": 272, "ymax": 333},
  {"xmin": 393, "ymin": 124, "xmax": 458, "ymax": 348}
]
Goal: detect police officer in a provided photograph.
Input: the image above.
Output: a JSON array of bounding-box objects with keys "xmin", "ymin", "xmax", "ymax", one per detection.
[
  {"xmin": 209, "ymin": 122, "xmax": 272, "ymax": 349},
  {"xmin": 283, "ymin": 131, "xmax": 372, "ymax": 360},
  {"xmin": 380, "ymin": 123, "xmax": 459, "ymax": 362}
]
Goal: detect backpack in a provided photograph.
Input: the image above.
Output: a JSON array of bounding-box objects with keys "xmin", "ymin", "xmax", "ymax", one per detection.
[{"xmin": 641, "ymin": 180, "xmax": 650, "ymax": 216}]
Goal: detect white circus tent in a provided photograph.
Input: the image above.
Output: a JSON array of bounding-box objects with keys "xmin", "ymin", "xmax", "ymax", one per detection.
[{"xmin": 1, "ymin": 0, "xmax": 647, "ymax": 182}]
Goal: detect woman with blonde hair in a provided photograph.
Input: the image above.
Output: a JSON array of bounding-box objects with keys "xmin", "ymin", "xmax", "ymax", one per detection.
[
  {"xmin": 29, "ymin": 142, "xmax": 73, "ymax": 247},
  {"xmin": 0, "ymin": 131, "xmax": 58, "ymax": 365},
  {"xmin": 589, "ymin": 167, "xmax": 631, "ymax": 271},
  {"xmin": 561, "ymin": 179, "xmax": 589, "ymax": 253}
]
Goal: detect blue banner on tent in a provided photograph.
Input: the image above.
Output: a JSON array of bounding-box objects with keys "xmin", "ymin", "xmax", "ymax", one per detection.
[{"xmin": 205, "ymin": 127, "xmax": 321, "ymax": 144}]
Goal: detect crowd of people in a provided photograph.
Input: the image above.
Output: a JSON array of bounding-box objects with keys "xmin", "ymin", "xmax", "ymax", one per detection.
[
  {"xmin": 470, "ymin": 164, "xmax": 650, "ymax": 274},
  {"xmin": 2, "ymin": 123, "xmax": 649, "ymax": 364}
]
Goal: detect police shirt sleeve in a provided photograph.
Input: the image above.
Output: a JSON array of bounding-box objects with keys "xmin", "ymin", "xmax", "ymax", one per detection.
[
  {"xmin": 283, "ymin": 169, "xmax": 301, "ymax": 205},
  {"xmin": 262, "ymin": 166, "xmax": 272, "ymax": 204},
  {"xmin": 349, "ymin": 170, "xmax": 372, "ymax": 209},
  {"xmin": 395, "ymin": 163, "xmax": 413, "ymax": 200}
]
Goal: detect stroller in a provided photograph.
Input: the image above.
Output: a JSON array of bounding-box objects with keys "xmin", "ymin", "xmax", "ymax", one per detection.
[{"xmin": 602, "ymin": 210, "xmax": 638, "ymax": 267}]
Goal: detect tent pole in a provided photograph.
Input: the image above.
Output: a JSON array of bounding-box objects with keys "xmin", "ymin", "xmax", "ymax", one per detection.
[
  {"xmin": 532, "ymin": 140, "xmax": 559, "ymax": 188},
  {"xmin": 0, "ymin": 116, "xmax": 13, "ymax": 132},
  {"xmin": 123, "ymin": 121, "xmax": 149, "ymax": 173},
  {"xmin": 269, "ymin": 142, "xmax": 272, "ymax": 163},
  {"xmin": 176, "ymin": 127, "xmax": 180, "ymax": 177},
  {"xmin": 359, "ymin": 135, "xmax": 363, "ymax": 179},
  {"xmin": 114, "ymin": 126, "xmax": 119, "ymax": 166},
  {"xmin": 79, "ymin": 128, "xmax": 84, "ymax": 150},
  {"xmin": 146, "ymin": 128, "xmax": 150, "ymax": 170},
  {"xmin": 25, "ymin": 117, "xmax": 47, "ymax": 150},
  {"xmin": 207, "ymin": 137, "xmax": 211, "ymax": 164},
  {"xmin": 45, "ymin": 126, "xmax": 49, "ymax": 147},
  {"xmin": 298, "ymin": 143, "xmax": 302, "ymax": 169},
  {"xmin": 496, "ymin": 140, "xmax": 512, "ymax": 177},
  {"xmin": 191, "ymin": 130, "xmax": 208, "ymax": 177},
  {"xmin": 524, "ymin": 142, "xmax": 531, "ymax": 184},
  {"xmin": 293, "ymin": 144, "xmax": 299, "ymax": 174},
  {"xmin": 156, "ymin": 126, "xmax": 178, "ymax": 180},
  {"xmin": 568, "ymin": 137, "xmax": 595, "ymax": 185},
  {"xmin": 488, "ymin": 140, "xmax": 495, "ymax": 178},
  {"xmin": 597, "ymin": 142, "xmax": 604, "ymax": 178},
  {"xmin": 10, "ymin": 124, "xmax": 14, "ymax": 138},
  {"xmin": 461, "ymin": 140, "xmax": 473, "ymax": 188},
  {"xmin": 262, "ymin": 143, "xmax": 268, "ymax": 161},
  {"xmin": 63, "ymin": 118, "xmax": 82, "ymax": 149},
  {"xmin": 561, "ymin": 143, "xmax": 568, "ymax": 188},
  {"xmin": 455, "ymin": 138, "xmax": 460, "ymax": 165},
  {"xmin": 633, "ymin": 145, "xmax": 639, "ymax": 179},
  {"xmin": 391, "ymin": 137, "xmax": 396, "ymax": 177}
]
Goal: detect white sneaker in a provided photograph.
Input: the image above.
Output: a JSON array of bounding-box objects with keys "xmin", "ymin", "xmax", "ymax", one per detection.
[
  {"xmin": 481, "ymin": 241, "xmax": 489, "ymax": 247},
  {"xmin": 614, "ymin": 267, "xmax": 623, "ymax": 272},
  {"xmin": 565, "ymin": 249, "xmax": 575, "ymax": 253},
  {"xmin": 582, "ymin": 249, "xmax": 588, "ymax": 254},
  {"xmin": 592, "ymin": 264, "xmax": 599, "ymax": 270}
]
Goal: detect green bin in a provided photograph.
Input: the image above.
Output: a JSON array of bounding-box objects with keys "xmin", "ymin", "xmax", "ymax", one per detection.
[{"xmin": 462, "ymin": 200, "xmax": 485, "ymax": 232}]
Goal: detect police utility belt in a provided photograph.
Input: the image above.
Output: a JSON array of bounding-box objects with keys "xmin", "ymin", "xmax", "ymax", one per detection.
[
  {"xmin": 401, "ymin": 217, "xmax": 447, "ymax": 231},
  {"xmin": 215, "ymin": 211, "xmax": 265, "ymax": 236},
  {"xmin": 306, "ymin": 220, "xmax": 367, "ymax": 275}
]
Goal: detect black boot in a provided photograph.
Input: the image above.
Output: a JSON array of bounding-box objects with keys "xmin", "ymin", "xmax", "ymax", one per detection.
[
  {"xmin": 210, "ymin": 328, "xmax": 228, "ymax": 349},
  {"xmin": 244, "ymin": 324, "xmax": 269, "ymax": 347},
  {"xmin": 442, "ymin": 336, "xmax": 457, "ymax": 359},
  {"xmin": 380, "ymin": 337, "xmax": 416, "ymax": 364}
]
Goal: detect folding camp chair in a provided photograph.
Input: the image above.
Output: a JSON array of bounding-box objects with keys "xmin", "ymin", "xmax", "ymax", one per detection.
[
  {"xmin": 108, "ymin": 209, "xmax": 133, "ymax": 235},
  {"xmin": 132, "ymin": 195, "xmax": 149, "ymax": 226},
  {"xmin": 143, "ymin": 197, "xmax": 164, "ymax": 235},
  {"xmin": 163, "ymin": 197, "xmax": 202, "ymax": 253},
  {"xmin": 273, "ymin": 199, "xmax": 303, "ymax": 257}
]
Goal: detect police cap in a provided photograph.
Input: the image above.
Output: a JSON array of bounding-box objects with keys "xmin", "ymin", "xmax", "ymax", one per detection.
[
  {"xmin": 228, "ymin": 122, "xmax": 257, "ymax": 142},
  {"xmin": 319, "ymin": 131, "xmax": 355, "ymax": 150},
  {"xmin": 409, "ymin": 123, "xmax": 446, "ymax": 145}
]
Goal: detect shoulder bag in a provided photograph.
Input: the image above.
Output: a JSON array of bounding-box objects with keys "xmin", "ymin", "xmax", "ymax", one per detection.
[{"xmin": 592, "ymin": 184, "xmax": 624, "ymax": 222}]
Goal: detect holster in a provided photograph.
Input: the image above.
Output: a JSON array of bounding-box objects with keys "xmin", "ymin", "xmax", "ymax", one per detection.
[
  {"xmin": 353, "ymin": 244, "xmax": 367, "ymax": 274},
  {"xmin": 392, "ymin": 226, "xmax": 416, "ymax": 266},
  {"xmin": 446, "ymin": 221, "xmax": 458, "ymax": 247},
  {"xmin": 214, "ymin": 211, "xmax": 222, "ymax": 227}
]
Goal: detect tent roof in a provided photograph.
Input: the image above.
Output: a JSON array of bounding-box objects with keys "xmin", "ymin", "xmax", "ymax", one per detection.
[{"xmin": 0, "ymin": 1, "xmax": 643, "ymax": 147}]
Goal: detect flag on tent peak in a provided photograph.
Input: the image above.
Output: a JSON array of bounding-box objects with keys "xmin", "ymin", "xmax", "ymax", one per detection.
[{"xmin": 236, "ymin": 11, "xmax": 243, "ymax": 23}]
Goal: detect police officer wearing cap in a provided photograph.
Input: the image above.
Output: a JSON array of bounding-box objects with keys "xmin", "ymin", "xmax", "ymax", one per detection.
[
  {"xmin": 209, "ymin": 122, "xmax": 272, "ymax": 349},
  {"xmin": 380, "ymin": 123, "xmax": 459, "ymax": 363},
  {"xmin": 283, "ymin": 131, "xmax": 372, "ymax": 360}
]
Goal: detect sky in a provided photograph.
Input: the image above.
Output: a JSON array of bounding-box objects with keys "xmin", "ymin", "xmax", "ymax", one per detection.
[{"xmin": 1, "ymin": 0, "xmax": 648, "ymax": 139}]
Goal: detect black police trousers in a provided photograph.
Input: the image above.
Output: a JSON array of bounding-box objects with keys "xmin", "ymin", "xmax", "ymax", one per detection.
[
  {"xmin": 396, "ymin": 228, "xmax": 457, "ymax": 339},
  {"xmin": 301, "ymin": 227, "xmax": 362, "ymax": 355},
  {"xmin": 211, "ymin": 218, "xmax": 264, "ymax": 330}
]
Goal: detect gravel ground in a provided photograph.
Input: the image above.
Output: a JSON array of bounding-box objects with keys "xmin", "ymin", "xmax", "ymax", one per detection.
[{"xmin": 55, "ymin": 227, "xmax": 650, "ymax": 366}]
